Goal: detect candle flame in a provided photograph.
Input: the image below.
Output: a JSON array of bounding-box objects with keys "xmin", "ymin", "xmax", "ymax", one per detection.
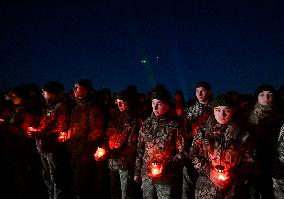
[
  {"xmin": 217, "ymin": 173, "xmax": 226, "ymax": 181},
  {"xmin": 94, "ymin": 147, "xmax": 106, "ymax": 160}
]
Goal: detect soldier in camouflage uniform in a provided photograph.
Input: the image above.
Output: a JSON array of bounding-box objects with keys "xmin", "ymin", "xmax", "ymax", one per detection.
[
  {"xmin": 273, "ymin": 123, "xmax": 284, "ymax": 199},
  {"xmin": 244, "ymin": 84, "xmax": 283, "ymax": 199},
  {"xmin": 2, "ymin": 86, "xmax": 44, "ymax": 198},
  {"xmin": 96, "ymin": 88, "xmax": 142, "ymax": 199},
  {"xmin": 190, "ymin": 94, "xmax": 251, "ymax": 199},
  {"xmin": 182, "ymin": 81, "xmax": 213, "ymax": 199},
  {"xmin": 27, "ymin": 81, "xmax": 71, "ymax": 199},
  {"xmin": 66, "ymin": 79, "xmax": 106, "ymax": 199},
  {"xmin": 134, "ymin": 85, "xmax": 185, "ymax": 199}
]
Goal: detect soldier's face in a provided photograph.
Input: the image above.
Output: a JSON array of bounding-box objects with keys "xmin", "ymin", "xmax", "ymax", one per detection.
[
  {"xmin": 73, "ymin": 84, "xmax": 88, "ymax": 98},
  {"xmin": 152, "ymin": 99, "xmax": 170, "ymax": 116},
  {"xmin": 196, "ymin": 87, "xmax": 211, "ymax": 104},
  {"xmin": 42, "ymin": 90, "xmax": 55, "ymax": 101},
  {"xmin": 213, "ymin": 106, "xmax": 234, "ymax": 125},
  {"xmin": 258, "ymin": 91, "xmax": 273, "ymax": 106},
  {"xmin": 116, "ymin": 99, "xmax": 129, "ymax": 112}
]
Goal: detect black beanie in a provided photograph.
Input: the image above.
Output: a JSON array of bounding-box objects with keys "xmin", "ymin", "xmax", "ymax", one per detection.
[
  {"xmin": 42, "ymin": 81, "xmax": 64, "ymax": 96},
  {"xmin": 116, "ymin": 89, "xmax": 131, "ymax": 102},
  {"xmin": 254, "ymin": 84, "xmax": 275, "ymax": 98},
  {"xmin": 210, "ymin": 94, "xmax": 236, "ymax": 108},
  {"xmin": 9, "ymin": 86, "xmax": 29, "ymax": 100},
  {"xmin": 151, "ymin": 84, "xmax": 172, "ymax": 106},
  {"xmin": 76, "ymin": 79, "xmax": 94, "ymax": 93},
  {"xmin": 195, "ymin": 81, "xmax": 211, "ymax": 90}
]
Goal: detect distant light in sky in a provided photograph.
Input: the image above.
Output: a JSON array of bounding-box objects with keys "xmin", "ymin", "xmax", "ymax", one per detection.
[{"xmin": 141, "ymin": 60, "xmax": 148, "ymax": 63}]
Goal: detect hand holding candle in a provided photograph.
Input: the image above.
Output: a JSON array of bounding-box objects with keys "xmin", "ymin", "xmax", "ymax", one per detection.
[
  {"xmin": 149, "ymin": 162, "xmax": 163, "ymax": 178},
  {"xmin": 27, "ymin": 126, "xmax": 39, "ymax": 137},
  {"xmin": 94, "ymin": 147, "xmax": 106, "ymax": 161},
  {"xmin": 58, "ymin": 132, "xmax": 67, "ymax": 143},
  {"xmin": 210, "ymin": 165, "xmax": 230, "ymax": 189}
]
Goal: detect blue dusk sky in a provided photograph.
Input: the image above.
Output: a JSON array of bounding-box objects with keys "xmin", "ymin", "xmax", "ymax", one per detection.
[{"xmin": 1, "ymin": 0, "xmax": 284, "ymax": 99}]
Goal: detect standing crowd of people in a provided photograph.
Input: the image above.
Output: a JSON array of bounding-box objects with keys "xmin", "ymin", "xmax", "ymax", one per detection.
[{"xmin": 1, "ymin": 79, "xmax": 284, "ymax": 199}]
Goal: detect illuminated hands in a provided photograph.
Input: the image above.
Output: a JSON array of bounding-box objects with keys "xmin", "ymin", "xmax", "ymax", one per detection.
[
  {"xmin": 26, "ymin": 126, "xmax": 40, "ymax": 137},
  {"xmin": 94, "ymin": 147, "xmax": 107, "ymax": 161},
  {"xmin": 58, "ymin": 132, "xmax": 68, "ymax": 143},
  {"xmin": 148, "ymin": 162, "xmax": 163, "ymax": 178},
  {"xmin": 209, "ymin": 165, "xmax": 230, "ymax": 189}
]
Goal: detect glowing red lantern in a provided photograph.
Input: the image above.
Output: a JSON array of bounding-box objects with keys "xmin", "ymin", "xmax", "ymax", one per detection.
[
  {"xmin": 58, "ymin": 132, "xmax": 68, "ymax": 143},
  {"xmin": 94, "ymin": 147, "xmax": 106, "ymax": 161},
  {"xmin": 210, "ymin": 165, "xmax": 230, "ymax": 189},
  {"xmin": 149, "ymin": 163, "xmax": 163, "ymax": 178}
]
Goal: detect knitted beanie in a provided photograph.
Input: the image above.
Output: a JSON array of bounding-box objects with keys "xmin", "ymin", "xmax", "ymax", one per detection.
[
  {"xmin": 42, "ymin": 81, "xmax": 64, "ymax": 96},
  {"xmin": 254, "ymin": 84, "xmax": 275, "ymax": 98},
  {"xmin": 210, "ymin": 94, "xmax": 236, "ymax": 108},
  {"xmin": 76, "ymin": 79, "xmax": 94, "ymax": 93},
  {"xmin": 151, "ymin": 84, "xmax": 172, "ymax": 106}
]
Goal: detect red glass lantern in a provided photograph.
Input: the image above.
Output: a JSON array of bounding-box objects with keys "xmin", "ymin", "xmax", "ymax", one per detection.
[
  {"xmin": 58, "ymin": 132, "xmax": 68, "ymax": 143},
  {"xmin": 149, "ymin": 163, "xmax": 163, "ymax": 178},
  {"xmin": 210, "ymin": 164, "xmax": 230, "ymax": 189},
  {"xmin": 94, "ymin": 147, "xmax": 106, "ymax": 161}
]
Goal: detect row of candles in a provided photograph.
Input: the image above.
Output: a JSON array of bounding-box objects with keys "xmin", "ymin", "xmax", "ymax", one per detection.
[{"xmin": 24, "ymin": 125, "xmax": 229, "ymax": 184}]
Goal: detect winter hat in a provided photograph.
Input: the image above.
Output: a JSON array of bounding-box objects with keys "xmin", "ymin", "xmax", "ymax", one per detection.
[
  {"xmin": 9, "ymin": 86, "xmax": 29, "ymax": 100},
  {"xmin": 254, "ymin": 84, "xmax": 276, "ymax": 98},
  {"xmin": 76, "ymin": 79, "xmax": 94, "ymax": 93},
  {"xmin": 151, "ymin": 84, "xmax": 172, "ymax": 106},
  {"xmin": 195, "ymin": 81, "xmax": 212, "ymax": 90},
  {"xmin": 210, "ymin": 94, "xmax": 237, "ymax": 108},
  {"xmin": 116, "ymin": 89, "xmax": 131, "ymax": 102},
  {"xmin": 42, "ymin": 81, "xmax": 64, "ymax": 96}
]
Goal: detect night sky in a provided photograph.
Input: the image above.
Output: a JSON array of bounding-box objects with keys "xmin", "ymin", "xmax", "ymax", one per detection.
[{"xmin": 1, "ymin": 0, "xmax": 284, "ymax": 99}]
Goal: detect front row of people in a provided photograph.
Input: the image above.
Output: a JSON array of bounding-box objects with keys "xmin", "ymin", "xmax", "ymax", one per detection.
[{"xmin": 1, "ymin": 80, "xmax": 284, "ymax": 199}]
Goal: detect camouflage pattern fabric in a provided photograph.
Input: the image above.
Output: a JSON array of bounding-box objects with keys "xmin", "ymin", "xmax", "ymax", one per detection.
[
  {"xmin": 190, "ymin": 118, "xmax": 242, "ymax": 199},
  {"xmin": 135, "ymin": 111, "xmax": 185, "ymax": 199}
]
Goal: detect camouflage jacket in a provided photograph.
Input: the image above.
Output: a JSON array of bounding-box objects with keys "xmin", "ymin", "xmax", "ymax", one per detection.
[
  {"xmin": 190, "ymin": 117, "xmax": 247, "ymax": 198},
  {"xmin": 67, "ymin": 96, "xmax": 106, "ymax": 154},
  {"xmin": 272, "ymin": 124, "xmax": 284, "ymax": 198},
  {"xmin": 35, "ymin": 97, "xmax": 70, "ymax": 153},
  {"xmin": 247, "ymin": 103, "xmax": 283, "ymax": 172},
  {"xmin": 274, "ymin": 124, "xmax": 284, "ymax": 178},
  {"xmin": 106, "ymin": 109, "xmax": 142, "ymax": 170},
  {"xmin": 4, "ymin": 103, "xmax": 40, "ymax": 155},
  {"xmin": 7, "ymin": 104, "xmax": 40, "ymax": 136},
  {"xmin": 184, "ymin": 101, "xmax": 212, "ymax": 144},
  {"xmin": 135, "ymin": 111, "xmax": 185, "ymax": 184}
]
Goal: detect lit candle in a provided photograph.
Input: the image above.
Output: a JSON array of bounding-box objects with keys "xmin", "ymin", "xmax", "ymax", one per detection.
[
  {"xmin": 27, "ymin": 127, "xmax": 37, "ymax": 138},
  {"xmin": 210, "ymin": 165, "xmax": 229, "ymax": 188},
  {"xmin": 150, "ymin": 163, "xmax": 163, "ymax": 177},
  {"xmin": 58, "ymin": 132, "xmax": 67, "ymax": 142},
  {"xmin": 217, "ymin": 173, "xmax": 226, "ymax": 181},
  {"xmin": 94, "ymin": 147, "xmax": 106, "ymax": 160}
]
